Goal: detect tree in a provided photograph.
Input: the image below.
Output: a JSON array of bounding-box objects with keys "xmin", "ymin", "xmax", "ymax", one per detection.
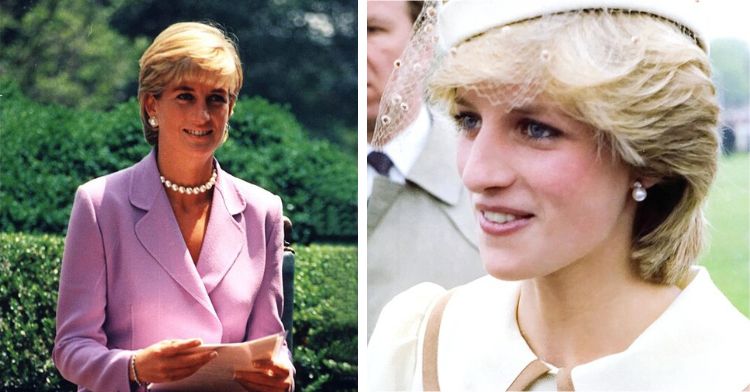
[
  {"xmin": 0, "ymin": 0, "xmax": 148, "ymax": 110},
  {"xmin": 1, "ymin": 0, "xmax": 357, "ymax": 151}
]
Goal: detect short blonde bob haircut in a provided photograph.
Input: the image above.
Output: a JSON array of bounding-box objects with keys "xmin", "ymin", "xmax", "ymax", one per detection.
[
  {"xmin": 138, "ymin": 22, "xmax": 243, "ymax": 146},
  {"xmin": 429, "ymin": 11, "xmax": 720, "ymax": 285}
]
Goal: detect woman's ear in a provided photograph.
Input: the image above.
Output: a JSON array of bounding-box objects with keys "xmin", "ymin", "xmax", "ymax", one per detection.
[
  {"xmin": 144, "ymin": 94, "xmax": 158, "ymax": 118},
  {"xmin": 638, "ymin": 176, "xmax": 661, "ymax": 190}
]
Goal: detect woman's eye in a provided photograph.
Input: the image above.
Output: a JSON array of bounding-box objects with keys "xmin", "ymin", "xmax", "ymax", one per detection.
[
  {"xmin": 177, "ymin": 93, "xmax": 194, "ymax": 101},
  {"xmin": 208, "ymin": 94, "xmax": 228, "ymax": 104},
  {"xmin": 521, "ymin": 119, "xmax": 560, "ymax": 140},
  {"xmin": 454, "ymin": 112, "xmax": 482, "ymax": 134}
]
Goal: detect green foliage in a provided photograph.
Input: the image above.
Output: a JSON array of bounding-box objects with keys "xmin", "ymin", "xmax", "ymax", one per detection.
[
  {"xmin": 0, "ymin": 233, "xmax": 357, "ymax": 391},
  {"xmin": 0, "ymin": 233, "xmax": 74, "ymax": 391},
  {"xmin": 293, "ymin": 245, "xmax": 357, "ymax": 391},
  {"xmin": 0, "ymin": 78, "xmax": 355, "ymax": 243},
  {"xmin": 0, "ymin": 0, "xmax": 149, "ymax": 110},
  {"xmin": 109, "ymin": 0, "xmax": 357, "ymax": 139},
  {"xmin": 1, "ymin": 0, "xmax": 356, "ymax": 144},
  {"xmin": 0, "ymin": 79, "xmax": 151, "ymax": 234},
  {"xmin": 218, "ymin": 98, "xmax": 357, "ymax": 242},
  {"xmin": 710, "ymin": 39, "xmax": 750, "ymax": 107}
]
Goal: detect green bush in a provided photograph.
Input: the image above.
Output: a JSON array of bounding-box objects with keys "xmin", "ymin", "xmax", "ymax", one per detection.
[
  {"xmin": 218, "ymin": 97, "xmax": 357, "ymax": 243},
  {"xmin": 0, "ymin": 233, "xmax": 73, "ymax": 391},
  {"xmin": 293, "ymin": 245, "xmax": 357, "ymax": 391},
  {"xmin": 0, "ymin": 78, "xmax": 356, "ymax": 243},
  {"xmin": 0, "ymin": 232, "xmax": 357, "ymax": 391}
]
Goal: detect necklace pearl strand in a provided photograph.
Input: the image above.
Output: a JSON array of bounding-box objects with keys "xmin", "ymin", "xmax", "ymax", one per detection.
[{"xmin": 160, "ymin": 168, "xmax": 217, "ymax": 195}]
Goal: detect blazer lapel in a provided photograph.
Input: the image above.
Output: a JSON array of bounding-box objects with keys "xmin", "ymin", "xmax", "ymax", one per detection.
[
  {"xmin": 368, "ymin": 177, "xmax": 404, "ymax": 231},
  {"xmin": 195, "ymin": 163, "xmax": 245, "ymax": 294},
  {"xmin": 129, "ymin": 150, "xmax": 215, "ymax": 316}
]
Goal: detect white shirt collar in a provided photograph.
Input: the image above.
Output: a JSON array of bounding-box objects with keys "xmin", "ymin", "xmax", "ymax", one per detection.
[
  {"xmin": 381, "ymin": 105, "xmax": 430, "ymax": 179},
  {"xmin": 367, "ymin": 105, "xmax": 431, "ymax": 196}
]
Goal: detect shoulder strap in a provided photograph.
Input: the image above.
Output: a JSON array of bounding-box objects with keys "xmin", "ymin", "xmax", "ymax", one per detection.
[{"xmin": 422, "ymin": 289, "xmax": 456, "ymax": 391}]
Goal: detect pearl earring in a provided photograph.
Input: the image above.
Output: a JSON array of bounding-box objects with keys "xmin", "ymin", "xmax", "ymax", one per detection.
[
  {"xmin": 632, "ymin": 181, "xmax": 647, "ymax": 202},
  {"xmin": 148, "ymin": 117, "xmax": 158, "ymax": 127}
]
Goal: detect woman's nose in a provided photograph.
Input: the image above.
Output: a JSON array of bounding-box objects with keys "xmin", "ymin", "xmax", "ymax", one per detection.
[
  {"xmin": 191, "ymin": 102, "xmax": 210, "ymax": 123},
  {"xmin": 458, "ymin": 128, "xmax": 516, "ymax": 193}
]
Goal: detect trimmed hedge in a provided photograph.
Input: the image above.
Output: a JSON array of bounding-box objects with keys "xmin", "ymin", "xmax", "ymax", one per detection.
[
  {"xmin": 0, "ymin": 232, "xmax": 356, "ymax": 391},
  {"xmin": 0, "ymin": 78, "xmax": 356, "ymax": 243},
  {"xmin": 293, "ymin": 245, "xmax": 357, "ymax": 390},
  {"xmin": 0, "ymin": 234, "xmax": 73, "ymax": 391}
]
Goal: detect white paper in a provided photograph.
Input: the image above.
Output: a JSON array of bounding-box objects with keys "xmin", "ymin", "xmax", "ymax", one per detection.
[{"xmin": 150, "ymin": 331, "xmax": 285, "ymax": 391}]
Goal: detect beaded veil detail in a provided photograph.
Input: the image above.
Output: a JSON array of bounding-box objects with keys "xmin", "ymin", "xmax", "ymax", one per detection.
[
  {"xmin": 371, "ymin": 1, "xmax": 441, "ymax": 148},
  {"xmin": 370, "ymin": 0, "xmax": 707, "ymax": 148}
]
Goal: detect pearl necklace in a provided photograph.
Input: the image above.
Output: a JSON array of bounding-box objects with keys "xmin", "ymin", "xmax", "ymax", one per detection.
[{"xmin": 160, "ymin": 168, "xmax": 218, "ymax": 195}]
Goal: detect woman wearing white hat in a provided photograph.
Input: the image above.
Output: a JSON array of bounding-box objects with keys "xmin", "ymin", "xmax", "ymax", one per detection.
[{"xmin": 368, "ymin": 1, "xmax": 750, "ymax": 390}]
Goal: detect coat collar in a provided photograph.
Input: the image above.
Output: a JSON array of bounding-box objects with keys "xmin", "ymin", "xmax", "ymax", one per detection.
[
  {"xmin": 406, "ymin": 112, "xmax": 464, "ymax": 206},
  {"xmin": 129, "ymin": 150, "xmax": 247, "ymax": 317},
  {"xmin": 368, "ymin": 112, "xmax": 467, "ymax": 230},
  {"xmin": 571, "ymin": 266, "xmax": 750, "ymax": 390},
  {"xmin": 437, "ymin": 267, "xmax": 750, "ymax": 390}
]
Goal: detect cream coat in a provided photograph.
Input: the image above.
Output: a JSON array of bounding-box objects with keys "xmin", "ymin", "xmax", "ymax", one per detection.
[{"xmin": 369, "ymin": 266, "xmax": 750, "ymax": 391}]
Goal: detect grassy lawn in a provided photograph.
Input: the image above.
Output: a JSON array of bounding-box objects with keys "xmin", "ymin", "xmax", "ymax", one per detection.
[{"xmin": 699, "ymin": 152, "xmax": 749, "ymax": 316}]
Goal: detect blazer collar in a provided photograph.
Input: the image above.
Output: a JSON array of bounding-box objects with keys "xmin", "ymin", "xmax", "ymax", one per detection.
[
  {"xmin": 129, "ymin": 150, "xmax": 245, "ymax": 214},
  {"xmin": 129, "ymin": 150, "xmax": 247, "ymax": 316},
  {"xmin": 407, "ymin": 112, "xmax": 464, "ymax": 206},
  {"xmin": 128, "ymin": 150, "xmax": 163, "ymax": 211}
]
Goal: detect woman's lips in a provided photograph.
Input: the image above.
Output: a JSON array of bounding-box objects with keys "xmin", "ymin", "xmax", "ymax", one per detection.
[
  {"xmin": 184, "ymin": 129, "xmax": 212, "ymax": 136},
  {"xmin": 477, "ymin": 208, "xmax": 534, "ymax": 236}
]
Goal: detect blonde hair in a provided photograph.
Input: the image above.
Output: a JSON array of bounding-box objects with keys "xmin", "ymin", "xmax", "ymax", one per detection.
[
  {"xmin": 429, "ymin": 11, "xmax": 720, "ymax": 285},
  {"xmin": 138, "ymin": 22, "xmax": 243, "ymax": 145}
]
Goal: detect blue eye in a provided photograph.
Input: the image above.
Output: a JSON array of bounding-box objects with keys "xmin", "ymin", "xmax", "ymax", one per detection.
[
  {"xmin": 177, "ymin": 93, "xmax": 194, "ymax": 101},
  {"xmin": 454, "ymin": 112, "xmax": 482, "ymax": 134},
  {"xmin": 522, "ymin": 120, "xmax": 560, "ymax": 140}
]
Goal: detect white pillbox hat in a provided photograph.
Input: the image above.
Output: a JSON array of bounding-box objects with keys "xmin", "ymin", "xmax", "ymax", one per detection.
[{"xmin": 438, "ymin": 0, "xmax": 708, "ymax": 51}]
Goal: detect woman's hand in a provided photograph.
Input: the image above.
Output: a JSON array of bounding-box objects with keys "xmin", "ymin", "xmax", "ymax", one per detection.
[
  {"xmin": 234, "ymin": 358, "xmax": 293, "ymax": 392},
  {"xmin": 131, "ymin": 338, "xmax": 217, "ymax": 384}
]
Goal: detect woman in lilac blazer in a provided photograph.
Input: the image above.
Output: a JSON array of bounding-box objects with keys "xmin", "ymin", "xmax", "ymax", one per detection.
[{"xmin": 53, "ymin": 22, "xmax": 292, "ymax": 392}]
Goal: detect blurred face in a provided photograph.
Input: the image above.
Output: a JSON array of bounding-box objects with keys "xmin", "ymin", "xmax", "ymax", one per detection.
[
  {"xmin": 146, "ymin": 78, "xmax": 234, "ymax": 160},
  {"xmin": 455, "ymin": 88, "xmax": 636, "ymax": 281},
  {"xmin": 367, "ymin": 1, "xmax": 414, "ymax": 135}
]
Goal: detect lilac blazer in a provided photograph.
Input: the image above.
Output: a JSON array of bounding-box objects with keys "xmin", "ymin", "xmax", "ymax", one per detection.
[{"xmin": 53, "ymin": 150, "xmax": 287, "ymax": 392}]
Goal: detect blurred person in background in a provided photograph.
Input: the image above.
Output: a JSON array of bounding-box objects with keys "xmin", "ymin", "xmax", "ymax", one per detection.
[
  {"xmin": 53, "ymin": 22, "xmax": 293, "ymax": 392},
  {"xmin": 366, "ymin": 0, "xmax": 483, "ymax": 339}
]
